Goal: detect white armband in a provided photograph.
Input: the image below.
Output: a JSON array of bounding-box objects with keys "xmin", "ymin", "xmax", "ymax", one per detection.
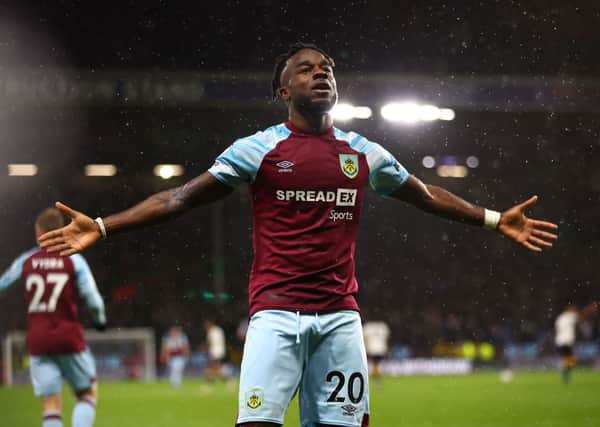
[
  {"xmin": 94, "ymin": 217, "xmax": 108, "ymax": 239},
  {"xmin": 483, "ymin": 209, "xmax": 501, "ymax": 230}
]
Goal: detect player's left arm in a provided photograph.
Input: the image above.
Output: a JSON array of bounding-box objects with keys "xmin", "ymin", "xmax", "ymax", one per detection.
[
  {"xmin": 390, "ymin": 175, "xmax": 558, "ymax": 252},
  {"xmin": 0, "ymin": 248, "xmax": 37, "ymax": 296},
  {"xmin": 72, "ymin": 254, "xmax": 107, "ymax": 330}
]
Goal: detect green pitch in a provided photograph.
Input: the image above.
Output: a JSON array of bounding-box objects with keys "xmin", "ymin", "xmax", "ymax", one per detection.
[{"xmin": 1, "ymin": 371, "xmax": 599, "ymax": 426}]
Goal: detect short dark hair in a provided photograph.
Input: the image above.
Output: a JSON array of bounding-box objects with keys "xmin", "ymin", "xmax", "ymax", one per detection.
[
  {"xmin": 35, "ymin": 207, "xmax": 65, "ymax": 233},
  {"xmin": 271, "ymin": 42, "xmax": 335, "ymax": 101}
]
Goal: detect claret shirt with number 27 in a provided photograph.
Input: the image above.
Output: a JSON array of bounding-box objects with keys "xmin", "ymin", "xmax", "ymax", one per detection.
[
  {"xmin": 208, "ymin": 122, "xmax": 409, "ymax": 316},
  {"xmin": 0, "ymin": 248, "xmax": 106, "ymax": 355}
]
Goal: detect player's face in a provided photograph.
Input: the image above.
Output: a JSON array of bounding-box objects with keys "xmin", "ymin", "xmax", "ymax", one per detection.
[{"xmin": 279, "ymin": 48, "xmax": 338, "ymax": 113}]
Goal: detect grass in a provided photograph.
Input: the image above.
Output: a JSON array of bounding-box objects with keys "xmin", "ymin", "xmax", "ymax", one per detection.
[{"xmin": 1, "ymin": 370, "xmax": 599, "ymax": 426}]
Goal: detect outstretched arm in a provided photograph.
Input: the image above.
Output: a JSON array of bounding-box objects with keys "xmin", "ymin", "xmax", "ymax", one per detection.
[
  {"xmin": 39, "ymin": 172, "xmax": 233, "ymax": 255},
  {"xmin": 391, "ymin": 175, "xmax": 558, "ymax": 252}
]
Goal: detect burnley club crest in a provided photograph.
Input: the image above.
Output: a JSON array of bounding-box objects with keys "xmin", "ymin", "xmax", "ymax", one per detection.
[{"xmin": 339, "ymin": 154, "xmax": 358, "ymax": 179}]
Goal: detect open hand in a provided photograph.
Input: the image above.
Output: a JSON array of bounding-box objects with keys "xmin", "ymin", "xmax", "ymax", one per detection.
[
  {"xmin": 498, "ymin": 196, "xmax": 558, "ymax": 252},
  {"xmin": 38, "ymin": 202, "xmax": 101, "ymax": 256}
]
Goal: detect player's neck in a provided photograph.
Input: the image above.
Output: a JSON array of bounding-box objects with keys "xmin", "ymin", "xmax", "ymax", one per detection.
[{"xmin": 288, "ymin": 110, "xmax": 333, "ymax": 135}]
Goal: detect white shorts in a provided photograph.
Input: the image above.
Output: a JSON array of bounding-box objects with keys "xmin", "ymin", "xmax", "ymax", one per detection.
[
  {"xmin": 237, "ymin": 310, "xmax": 369, "ymax": 427},
  {"xmin": 30, "ymin": 348, "xmax": 96, "ymax": 397}
]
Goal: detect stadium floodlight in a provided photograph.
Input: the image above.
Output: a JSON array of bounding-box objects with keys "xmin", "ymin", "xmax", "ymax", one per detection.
[
  {"xmin": 381, "ymin": 102, "xmax": 456, "ymax": 124},
  {"xmin": 154, "ymin": 164, "xmax": 184, "ymax": 179},
  {"xmin": 436, "ymin": 165, "xmax": 468, "ymax": 178},
  {"xmin": 8, "ymin": 164, "xmax": 38, "ymax": 176},
  {"xmin": 422, "ymin": 156, "xmax": 436, "ymax": 168},
  {"xmin": 330, "ymin": 103, "xmax": 372, "ymax": 121},
  {"xmin": 466, "ymin": 156, "xmax": 479, "ymax": 168},
  {"xmin": 85, "ymin": 164, "xmax": 117, "ymax": 176},
  {"xmin": 353, "ymin": 106, "xmax": 373, "ymax": 119},
  {"xmin": 439, "ymin": 108, "xmax": 456, "ymax": 121},
  {"xmin": 381, "ymin": 102, "xmax": 421, "ymax": 124},
  {"xmin": 419, "ymin": 104, "xmax": 441, "ymax": 121}
]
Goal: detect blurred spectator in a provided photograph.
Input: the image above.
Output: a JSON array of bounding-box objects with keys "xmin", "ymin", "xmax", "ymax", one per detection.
[
  {"xmin": 204, "ymin": 320, "xmax": 226, "ymax": 382},
  {"xmin": 555, "ymin": 302, "xmax": 598, "ymax": 384},
  {"xmin": 160, "ymin": 326, "xmax": 190, "ymax": 388},
  {"xmin": 363, "ymin": 318, "xmax": 391, "ymax": 386}
]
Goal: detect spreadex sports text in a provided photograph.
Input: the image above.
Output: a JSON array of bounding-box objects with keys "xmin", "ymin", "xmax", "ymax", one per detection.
[
  {"xmin": 275, "ymin": 188, "xmax": 357, "ymax": 206},
  {"xmin": 275, "ymin": 188, "xmax": 357, "ymax": 222}
]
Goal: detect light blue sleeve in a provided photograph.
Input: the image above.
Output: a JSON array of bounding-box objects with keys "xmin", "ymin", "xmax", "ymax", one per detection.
[
  {"xmin": 72, "ymin": 254, "xmax": 106, "ymax": 325},
  {"xmin": 334, "ymin": 128, "xmax": 410, "ymax": 196},
  {"xmin": 0, "ymin": 248, "xmax": 37, "ymax": 296},
  {"xmin": 208, "ymin": 123, "xmax": 292, "ymax": 187}
]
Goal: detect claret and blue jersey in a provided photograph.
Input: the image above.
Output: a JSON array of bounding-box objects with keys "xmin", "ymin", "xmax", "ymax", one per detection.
[
  {"xmin": 0, "ymin": 247, "xmax": 105, "ymax": 355},
  {"xmin": 208, "ymin": 122, "xmax": 409, "ymax": 315}
]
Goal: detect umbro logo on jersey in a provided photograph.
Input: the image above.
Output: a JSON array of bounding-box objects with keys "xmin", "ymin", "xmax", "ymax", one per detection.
[{"xmin": 276, "ymin": 160, "xmax": 294, "ymax": 173}]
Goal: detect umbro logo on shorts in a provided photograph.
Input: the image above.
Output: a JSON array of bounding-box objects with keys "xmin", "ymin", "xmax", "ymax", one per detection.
[{"xmin": 341, "ymin": 404, "xmax": 358, "ymax": 416}]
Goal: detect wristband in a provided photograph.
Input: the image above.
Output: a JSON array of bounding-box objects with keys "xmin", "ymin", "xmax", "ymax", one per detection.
[
  {"xmin": 483, "ymin": 209, "xmax": 501, "ymax": 230},
  {"xmin": 94, "ymin": 217, "xmax": 107, "ymax": 239}
]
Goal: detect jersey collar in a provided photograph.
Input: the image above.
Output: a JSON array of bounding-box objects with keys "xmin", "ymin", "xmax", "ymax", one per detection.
[{"xmin": 285, "ymin": 121, "xmax": 334, "ymax": 137}]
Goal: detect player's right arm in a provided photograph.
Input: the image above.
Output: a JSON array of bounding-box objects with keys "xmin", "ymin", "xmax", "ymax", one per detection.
[
  {"xmin": 39, "ymin": 172, "xmax": 233, "ymax": 255},
  {"xmin": 0, "ymin": 248, "xmax": 37, "ymax": 296}
]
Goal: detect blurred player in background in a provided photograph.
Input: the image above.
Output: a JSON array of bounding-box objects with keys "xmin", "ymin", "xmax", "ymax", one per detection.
[
  {"xmin": 160, "ymin": 325, "xmax": 190, "ymax": 389},
  {"xmin": 0, "ymin": 207, "xmax": 106, "ymax": 427},
  {"xmin": 204, "ymin": 319, "xmax": 226, "ymax": 382},
  {"xmin": 362, "ymin": 318, "xmax": 390, "ymax": 386},
  {"xmin": 554, "ymin": 302, "xmax": 598, "ymax": 384},
  {"xmin": 39, "ymin": 42, "xmax": 559, "ymax": 427}
]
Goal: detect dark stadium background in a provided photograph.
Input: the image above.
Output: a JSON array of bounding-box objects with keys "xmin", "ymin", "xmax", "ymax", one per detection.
[{"xmin": 1, "ymin": 1, "xmax": 598, "ymax": 357}]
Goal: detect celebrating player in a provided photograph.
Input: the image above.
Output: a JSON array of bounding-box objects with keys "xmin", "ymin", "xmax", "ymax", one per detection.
[
  {"xmin": 39, "ymin": 43, "xmax": 558, "ymax": 427},
  {"xmin": 0, "ymin": 207, "xmax": 106, "ymax": 427}
]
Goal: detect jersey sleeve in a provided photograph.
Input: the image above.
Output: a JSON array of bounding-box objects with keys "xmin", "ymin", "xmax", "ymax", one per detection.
[
  {"xmin": 72, "ymin": 254, "xmax": 106, "ymax": 325},
  {"xmin": 0, "ymin": 247, "xmax": 37, "ymax": 296},
  {"xmin": 208, "ymin": 124, "xmax": 292, "ymax": 187},
  {"xmin": 365, "ymin": 143, "xmax": 410, "ymax": 196}
]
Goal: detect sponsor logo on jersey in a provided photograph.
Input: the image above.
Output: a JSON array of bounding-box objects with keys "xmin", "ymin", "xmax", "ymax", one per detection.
[
  {"xmin": 336, "ymin": 188, "xmax": 357, "ymax": 206},
  {"xmin": 339, "ymin": 154, "xmax": 358, "ymax": 179},
  {"xmin": 32, "ymin": 258, "xmax": 64, "ymax": 269},
  {"xmin": 275, "ymin": 188, "xmax": 357, "ymax": 207},
  {"xmin": 245, "ymin": 388, "xmax": 264, "ymax": 411},
  {"xmin": 276, "ymin": 160, "xmax": 294, "ymax": 173},
  {"xmin": 329, "ymin": 209, "xmax": 353, "ymax": 222}
]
